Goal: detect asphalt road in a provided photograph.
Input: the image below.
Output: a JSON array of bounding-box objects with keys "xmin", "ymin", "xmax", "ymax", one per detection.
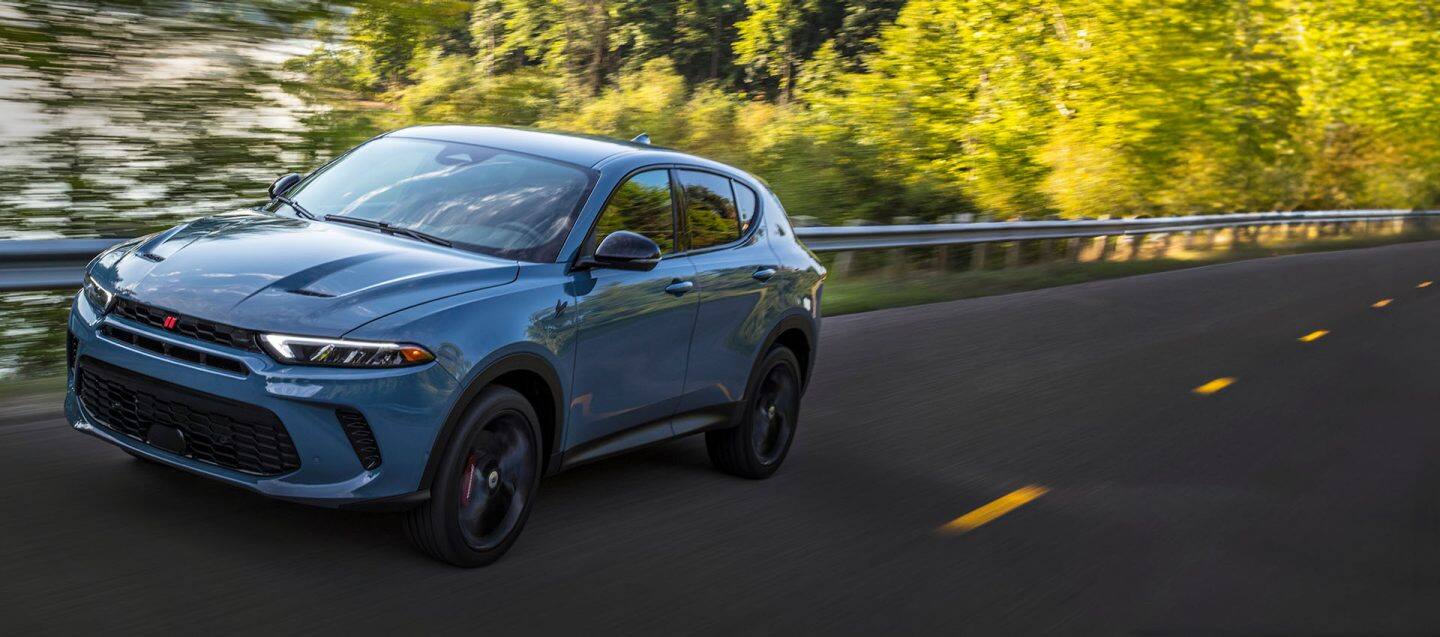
[{"xmin": 5, "ymin": 241, "xmax": 1440, "ymax": 635}]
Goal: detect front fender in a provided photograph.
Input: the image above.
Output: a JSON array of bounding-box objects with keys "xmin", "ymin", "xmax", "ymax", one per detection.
[{"xmin": 344, "ymin": 263, "xmax": 577, "ymax": 483}]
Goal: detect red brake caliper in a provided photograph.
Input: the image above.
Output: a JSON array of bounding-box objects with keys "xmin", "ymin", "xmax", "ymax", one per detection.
[{"xmin": 460, "ymin": 453, "xmax": 478, "ymax": 505}]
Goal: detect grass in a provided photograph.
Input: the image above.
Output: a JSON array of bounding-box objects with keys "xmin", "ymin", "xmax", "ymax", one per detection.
[{"xmin": 822, "ymin": 228, "xmax": 1440, "ymax": 316}]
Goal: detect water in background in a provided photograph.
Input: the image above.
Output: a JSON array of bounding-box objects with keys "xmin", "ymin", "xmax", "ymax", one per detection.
[{"xmin": 0, "ymin": 1, "xmax": 385, "ymax": 379}]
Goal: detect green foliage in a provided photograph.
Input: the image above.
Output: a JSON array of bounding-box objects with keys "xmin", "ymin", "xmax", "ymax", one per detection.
[
  {"xmin": 397, "ymin": 55, "xmax": 563, "ymax": 124},
  {"xmin": 9, "ymin": 0, "xmax": 1440, "ymax": 379},
  {"xmin": 11, "ymin": 0, "xmax": 1440, "ymax": 236}
]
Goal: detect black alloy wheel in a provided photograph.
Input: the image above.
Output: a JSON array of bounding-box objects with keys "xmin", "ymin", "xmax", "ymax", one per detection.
[
  {"xmin": 456, "ymin": 413, "xmax": 536, "ymax": 551},
  {"xmin": 405, "ymin": 386, "xmax": 542, "ymax": 567},
  {"xmin": 707, "ymin": 345, "xmax": 803, "ymax": 479}
]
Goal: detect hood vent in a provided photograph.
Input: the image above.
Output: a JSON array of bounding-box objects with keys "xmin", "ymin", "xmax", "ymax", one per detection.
[{"xmin": 287, "ymin": 288, "xmax": 336, "ymax": 298}]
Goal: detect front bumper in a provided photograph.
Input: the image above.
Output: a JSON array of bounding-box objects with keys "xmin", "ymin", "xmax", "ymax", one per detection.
[{"xmin": 65, "ymin": 295, "xmax": 459, "ymax": 508}]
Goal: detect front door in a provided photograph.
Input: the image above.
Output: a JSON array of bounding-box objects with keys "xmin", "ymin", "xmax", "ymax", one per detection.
[{"xmin": 568, "ymin": 169, "xmax": 697, "ymax": 451}]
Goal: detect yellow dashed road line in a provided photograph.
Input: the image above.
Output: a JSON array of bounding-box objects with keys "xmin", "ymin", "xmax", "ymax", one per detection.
[
  {"xmin": 938, "ymin": 486, "xmax": 1049, "ymax": 535},
  {"xmin": 1298, "ymin": 330, "xmax": 1329, "ymax": 342},
  {"xmin": 1418, "ymin": 281, "xmax": 1432, "ymax": 289},
  {"xmin": 1193, "ymin": 377, "xmax": 1236, "ymax": 395},
  {"xmin": 1372, "ymin": 298, "xmax": 1393, "ymax": 308}
]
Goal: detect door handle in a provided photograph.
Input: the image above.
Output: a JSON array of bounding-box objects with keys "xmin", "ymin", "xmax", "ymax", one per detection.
[
  {"xmin": 752, "ymin": 267, "xmax": 777, "ymax": 282},
  {"xmin": 664, "ymin": 280, "xmax": 694, "ymax": 295}
]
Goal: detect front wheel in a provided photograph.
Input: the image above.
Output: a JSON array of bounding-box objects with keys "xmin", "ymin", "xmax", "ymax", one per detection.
[
  {"xmin": 706, "ymin": 346, "xmax": 803, "ymax": 479},
  {"xmin": 404, "ymin": 386, "xmax": 542, "ymax": 567}
]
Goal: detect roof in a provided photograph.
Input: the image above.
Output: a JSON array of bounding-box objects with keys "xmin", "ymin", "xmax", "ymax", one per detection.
[{"xmin": 385, "ymin": 125, "xmax": 656, "ymax": 168}]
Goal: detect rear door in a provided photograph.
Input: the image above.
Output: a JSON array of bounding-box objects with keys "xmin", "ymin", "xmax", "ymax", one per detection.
[{"xmin": 674, "ymin": 169, "xmax": 779, "ymax": 420}]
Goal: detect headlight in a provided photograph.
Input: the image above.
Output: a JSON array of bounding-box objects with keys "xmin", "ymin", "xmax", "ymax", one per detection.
[
  {"xmin": 259, "ymin": 333, "xmax": 435, "ymax": 368},
  {"xmin": 83, "ymin": 274, "xmax": 115, "ymax": 313}
]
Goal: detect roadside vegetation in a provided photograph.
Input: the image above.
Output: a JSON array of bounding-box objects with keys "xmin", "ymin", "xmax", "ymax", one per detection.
[
  {"xmin": 282, "ymin": 0, "xmax": 1440, "ymax": 225},
  {"xmin": 824, "ymin": 228, "xmax": 1440, "ymax": 315},
  {"xmin": 4, "ymin": 1, "xmax": 1440, "ymax": 382}
]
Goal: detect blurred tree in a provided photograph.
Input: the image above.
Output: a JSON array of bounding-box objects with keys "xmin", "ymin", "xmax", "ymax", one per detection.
[
  {"xmin": 346, "ymin": 0, "xmax": 474, "ymax": 92},
  {"xmin": 811, "ymin": 0, "xmax": 1062, "ymax": 217},
  {"xmin": 673, "ymin": 0, "xmax": 746, "ymax": 84},
  {"xmin": 734, "ymin": 0, "xmax": 850, "ymax": 100},
  {"xmin": 832, "ymin": 0, "xmax": 904, "ymax": 64}
]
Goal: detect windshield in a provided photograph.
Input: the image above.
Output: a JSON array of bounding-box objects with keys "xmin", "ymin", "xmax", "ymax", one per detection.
[{"xmin": 284, "ymin": 136, "xmax": 594, "ymax": 262}]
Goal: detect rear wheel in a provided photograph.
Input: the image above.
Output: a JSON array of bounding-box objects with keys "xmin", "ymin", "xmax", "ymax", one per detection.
[
  {"xmin": 404, "ymin": 386, "xmax": 542, "ymax": 567},
  {"xmin": 706, "ymin": 346, "xmax": 802, "ymax": 479}
]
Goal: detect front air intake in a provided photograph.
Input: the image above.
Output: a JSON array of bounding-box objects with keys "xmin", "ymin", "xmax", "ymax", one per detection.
[
  {"xmin": 76, "ymin": 356, "xmax": 300, "ymax": 476},
  {"xmin": 66, "ymin": 329, "xmax": 78, "ymax": 374},
  {"xmin": 336, "ymin": 408, "xmax": 382, "ymax": 470}
]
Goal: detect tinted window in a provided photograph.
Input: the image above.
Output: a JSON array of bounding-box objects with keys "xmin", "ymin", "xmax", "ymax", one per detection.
[
  {"xmin": 288, "ymin": 136, "xmax": 592, "ymax": 262},
  {"xmin": 733, "ymin": 181, "xmax": 758, "ymax": 232},
  {"xmin": 592, "ymin": 170, "xmax": 675, "ymax": 253},
  {"xmin": 678, "ymin": 169, "xmax": 739, "ymax": 250}
]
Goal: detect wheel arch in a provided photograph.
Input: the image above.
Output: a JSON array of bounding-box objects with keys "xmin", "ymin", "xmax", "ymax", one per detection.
[
  {"xmin": 420, "ymin": 351, "xmax": 567, "ymax": 487},
  {"xmin": 748, "ymin": 311, "xmax": 817, "ymax": 398}
]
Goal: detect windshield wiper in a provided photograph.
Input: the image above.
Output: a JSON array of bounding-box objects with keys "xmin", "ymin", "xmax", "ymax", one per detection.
[
  {"xmin": 323, "ymin": 214, "xmax": 452, "ymax": 247},
  {"xmin": 274, "ymin": 195, "xmax": 316, "ymax": 220},
  {"xmin": 383, "ymin": 225, "xmax": 453, "ymax": 248}
]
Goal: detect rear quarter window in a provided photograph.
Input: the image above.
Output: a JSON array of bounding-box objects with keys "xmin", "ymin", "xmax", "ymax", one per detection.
[{"xmin": 733, "ymin": 181, "xmax": 758, "ymax": 233}]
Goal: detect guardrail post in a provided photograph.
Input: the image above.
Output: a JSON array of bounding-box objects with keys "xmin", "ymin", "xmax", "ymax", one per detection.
[
  {"xmin": 934, "ymin": 246, "xmax": 950, "ymax": 271},
  {"xmin": 1098, "ymin": 235, "xmax": 1116, "ymax": 261},
  {"xmin": 1066, "ymin": 237, "xmax": 1082, "ymax": 261},
  {"xmin": 970, "ymin": 242, "xmax": 988, "ymax": 271},
  {"xmin": 1129, "ymin": 234, "xmax": 1148, "ymax": 260},
  {"xmin": 1005, "ymin": 242, "xmax": 1021, "ymax": 268},
  {"xmin": 888, "ymin": 248, "xmax": 908, "ymax": 276},
  {"xmin": 832, "ymin": 251, "xmax": 854, "ymax": 277}
]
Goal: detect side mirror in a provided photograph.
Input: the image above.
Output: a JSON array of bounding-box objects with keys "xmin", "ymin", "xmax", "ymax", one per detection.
[
  {"xmin": 582, "ymin": 231, "xmax": 661, "ymax": 271},
  {"xmin": 269, "ymin": 173, "xmax": 303, "ymax": 200}
]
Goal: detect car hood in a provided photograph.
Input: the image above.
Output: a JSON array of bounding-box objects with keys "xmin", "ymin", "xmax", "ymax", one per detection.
[{"xmin": 99, "ymin": 211, "xmax": 519, "ymax": 337}]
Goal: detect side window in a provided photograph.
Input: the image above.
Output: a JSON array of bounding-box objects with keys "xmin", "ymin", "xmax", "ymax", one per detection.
[
  {"xmin": 732, "ymin": 181, "xmax": 758, "ymax": 233},
  {"xmin": 592, "ymin": 169, "xmax": 675, "ymax": 253},
  {"xmin": 678, "ymin": 169, "xmax": 739, "ymax": 250}
]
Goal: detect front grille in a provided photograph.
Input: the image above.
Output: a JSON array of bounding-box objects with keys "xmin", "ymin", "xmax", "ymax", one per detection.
[
  {"xmin": 336, "ymin": 409, "xmax": 382, "ymax": 470},
  {"xmin": 77, "ymin": 357, "xmax": 300, "ymax": 475},
  {"xmin": 111, "ymin": 297, "xmax": 261, "ymax": 352},
  {"xmin": 101, "ymin": 324, "xmax": 249, "ymax": 376}
]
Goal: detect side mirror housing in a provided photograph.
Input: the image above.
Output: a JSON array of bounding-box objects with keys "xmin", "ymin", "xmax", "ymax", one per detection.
[
  {"xmin": 580, "ymin": 231, "xmax": 661, "ymax": 271},
  {"xmin": 269, "ymin": 173, "xmax": 303, "ymax": 200}
]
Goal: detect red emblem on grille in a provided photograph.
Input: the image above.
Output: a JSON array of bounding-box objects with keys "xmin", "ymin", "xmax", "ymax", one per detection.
[{"xmin": 162, "ymin": 315, "xmax": 178, "ymax": 330}]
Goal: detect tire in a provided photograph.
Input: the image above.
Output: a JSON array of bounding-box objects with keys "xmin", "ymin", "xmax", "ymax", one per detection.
[
  {"xmin": 706, "ymin": 346, "xmax": 803, "ymax": 479},
  {"xmin": 404, "ymin": 386, "xmax": 543, "ymax": 567}
]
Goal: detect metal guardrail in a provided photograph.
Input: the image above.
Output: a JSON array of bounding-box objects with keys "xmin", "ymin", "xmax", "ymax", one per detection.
[
  {"xmin": 3, "ymin": 238, "xmax": 126, "ymax": 292},
  {"xmin": 793, "ymin": 209, "xmax": 1432, "ymax": 252},
  {"xmin": 0, "ymin": 209, "xmax": 1433, "ymax": 292}
]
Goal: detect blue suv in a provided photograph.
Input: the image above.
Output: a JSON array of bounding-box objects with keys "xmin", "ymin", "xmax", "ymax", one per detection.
[{"xmin": 65, "ymin": 126, "xmax": 825, "ymax": 566}]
